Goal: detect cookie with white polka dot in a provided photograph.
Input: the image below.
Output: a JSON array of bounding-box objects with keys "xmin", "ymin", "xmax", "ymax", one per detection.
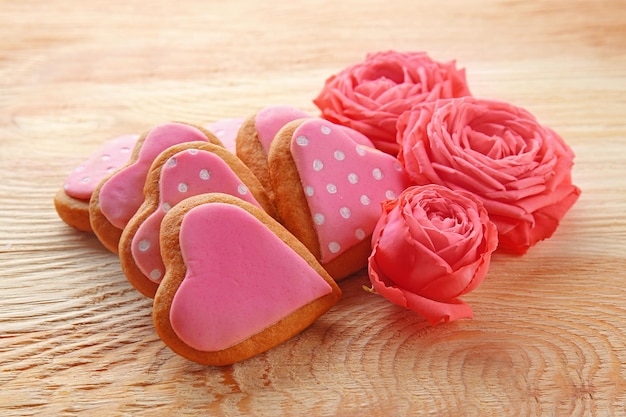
[
  {"xmin": 54, "ymin": 134, "xmax": 140, "ymax": 232},
  {"xmin": 235, "ymin": 105, "xmax": 310, "ymax": 205},
  {"xmin": 119, "ymin": 141, "xmax": 278, "ymax": 298},
  {"xmin": 89, "ymin": 122, "xmax": 223, "ymax": 253},
  {"xmin": 153, "ymin": 193, "xmax": 342, "ymax": 366},
  {"xmin": 268, "ymin": 118, "xmax": 412, "ymax": 280}
]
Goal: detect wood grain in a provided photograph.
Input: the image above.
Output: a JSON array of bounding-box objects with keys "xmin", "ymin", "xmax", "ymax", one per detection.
[{"xmin": 1, "ymin": 0, "xmax": 625, "ymax": 415}]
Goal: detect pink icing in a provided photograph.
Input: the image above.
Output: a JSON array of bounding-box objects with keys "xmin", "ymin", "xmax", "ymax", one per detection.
[
  {"xmin": 169, "ymin": 202, "xmax": 333, "ymax": 352},
  {"xmin": 254, "ymin": 105, "xmax": 310, "ymax": 154},
  {"xmin": 63, "ymin": 134, "xmax": 139, "ymax": 200},
  {"xmin": 99, "ymin": 123, "xmax": 211, "ymax": 229},
  {"xmin": 290, "ymin": 119, "xmax": 411, "ymax": 263},
  {"xmin": 337, "ymin": 124, "xmax": 375, "ymax": 148},
  {"xmin": 131, "ymin": 148, "xmax": 263, "ymax": 283},
  {"xmin": 206, "ymin": 118, "xmax": 243, "ymax": 154}
]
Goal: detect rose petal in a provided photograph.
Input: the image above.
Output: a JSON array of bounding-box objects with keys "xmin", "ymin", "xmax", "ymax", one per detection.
[
  {"xmin": 369, "ymin": 256, "xmax": 474, "ymax": 325},
  {"xmin": 374, "ymin": 211, "xmax": 452, "ymax": 293}
]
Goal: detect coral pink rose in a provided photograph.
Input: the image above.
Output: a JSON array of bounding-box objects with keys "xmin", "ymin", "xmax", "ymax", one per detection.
[
  {"xmin": 368, "ymin": 185, "xmax": 498, "ymax": 325},
  {"xmin": 397, "ymin": 97, "xmax": 581, "ymax": 254},
  {"xmin": 313, "ymin": 51, "xmax": 472, "ymax": 156}
]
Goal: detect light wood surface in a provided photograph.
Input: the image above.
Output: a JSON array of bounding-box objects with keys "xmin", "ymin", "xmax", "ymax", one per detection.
[{"xmin": 1, "ymin": 0, "xmax": 625, "ymax": 415}]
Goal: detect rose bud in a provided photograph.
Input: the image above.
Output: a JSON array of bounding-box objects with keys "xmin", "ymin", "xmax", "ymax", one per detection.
[
  {"xmin": 313, "ymin": 50, "xmax": 472, "ymax": 156},
  {"xmin": 397, "ymin": 97, "xmax": 581, "ymax": 254},
  {"xmin": 368, "ymin": 185, "xmax": 498, "ymax": 325}
]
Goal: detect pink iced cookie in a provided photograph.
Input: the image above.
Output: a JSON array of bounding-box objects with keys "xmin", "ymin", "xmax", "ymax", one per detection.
[
  {"xmin": 248, "ymin": 104, "xmax": 374, "ymax": 155},
  {"xmin": 64, "ymin": 134, "xmax": 139, "ymax": 200},
  {"xmin": 255, "ymin": 105, "xmax": 311, "ymax": 154},
  {"xmin": 236, "ymin": 105, "xmax": 311, "ymax": 201},
  {"xmin": 152, "ymin": 194, "xmax": 342, "ymax": 366},
  {"xmin": 89, "ymin": 122, "xmax": 222, "ymax": 253},
  {"xmin": 206, "ymin": 118, "xmax": 243, "ymax": 154},
  {"xmin": 119, "ymin": 142, "xmax": 277, "ymax": 298},
  {"xmin": 132, "ymin": 149, "xmax": 263, "ymax": 284},
  {"xmin": 54, "ymin": 133, "xmax": 139, "ymax": 232},
  {"xmin": 334, "ymin": 125, "xmax": 375, "ymax": 148},
  {"xmin": 99, "ymin": 124, "xmax": 218, "ymax": 229},
  {"xmin": 269, "ymin": 118, "xmax": 412, "ymax": 280}
]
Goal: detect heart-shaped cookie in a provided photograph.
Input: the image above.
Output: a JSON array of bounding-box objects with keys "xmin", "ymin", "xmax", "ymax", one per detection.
[
  {"xmin": 54, "ymin": 133, "xmax": 139, "ymax": 232},
  {"xmin": 236, "ymin": 105, "xmax": 310, "ymax": 202},
  {"xmin": 89, "ymin": 122, "xmax": 223, "ymax": 253},
  {"xmin": 205, "ymin": 117, "xmax": 243, "ymax": 154},
  {"xmin": 268, "ymin": 118, "xmax": 412, "ymax": 280},
  {"xmin": 119, "ymin": 142, "xmax": 277, "ymax": 298},
  {"xmin": 153, "ymin": 194, "xmax": 341, "ymax": 366},
  {"xmin": 236, "ymin": 106, "xmax": 377, "ymax": 208}
]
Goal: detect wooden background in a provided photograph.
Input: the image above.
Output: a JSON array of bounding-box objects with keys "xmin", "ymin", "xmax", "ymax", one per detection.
[{"xmin": 1, "ymin": 0, "xmax": 625, "ymax": 415}]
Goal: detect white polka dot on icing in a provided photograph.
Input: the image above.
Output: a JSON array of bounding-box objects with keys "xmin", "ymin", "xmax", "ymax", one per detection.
[
  {"xmin": 150, "ymin": 269, "xmax": 162, "ymax": 280},
  {"xmin": 101, "ymin": 154, "xmax": 111, "ymax": 161},
  {"xmin": 386, "ymin": 190, "xmax": 397, "ymax": 199},
  {"xmin": 80, "ymin": 177, "xmax": 91, "ymax": 183},
  {"xmin": 167, "ymin": 157, "xmax": 177, "ymax": 167},
  {"xmin": 296, "ymin": 135, "xmax": 309, "ymax": 146},
  {"xmin": 121, "ymin": 147, "xmax": 131, "ymax": 153},
  {"xmin": 178, "ymin": 183, "xmax": 188, "ymax": 193},
  {"xmin": 372, "ymin": 168, "xmax": 384, "ymax": 180},
  {"xmin": 360, "ymin": 195, "xmax": 371, "ymax": 206},
  {"xmin": 188, "ymin": 148, "xmax": 199, "ymax": 155},
  {"xmin": 356, "ymin": 145, "xmax": 367, "ymax": 156},
  {"xmin": 348, "ymin": 173, "xmax": 359, "ymax": 184},
  {"xmin": 313, "ymin": 159, "xmax": 324, "ymax": 171},
  {"xmin": 238, "ymin": 184, "xmax": 248, "ymax": 195},
  {"xmin": 199, "ymin": 169, "xmax": 211, "ymax": 180},
  {"xmin": 394, "ymin": 161, "xmax": 403, "ymax": 171},
  {"xmin": 138, "ymin": 239, "xmax": 151, "ymax": 252},
  {"xmin": 334, "ymin": 150, "xmax": 345, "ymax": 161},
  {"xmin": 314, "ymin": 213, "xmax": 325, "ymax": 225},
  {"xmin": 326, "ymin": 183, "xmax": 337, "ymax": 194},
  {"xmin": 305, "ymin": 185, "xmax": 314, "ymax": 196},
  {"xmin": 355, "ymin": 228, "xmax": 366, "ymax": 240},
  {"xmin": 340, "ymin": 207, "xmax": 351, "ymax": 219},
  {"xmin": 328, "ymin": 242, "xmax": 341, "ymax": 253},
  {"xmin": 162, "ymin": 202, "xmax": 172, "ymax": 212},
  {"xmin": 321, "ymin": 125, "xmax": 332, "ymax": 135}
]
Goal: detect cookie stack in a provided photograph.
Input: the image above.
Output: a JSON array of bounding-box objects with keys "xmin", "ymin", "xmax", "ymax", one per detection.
[
  {"xmin": 54, "ymin": 106, "xmax": 411, "ymax": 365},
  {"xmin": 54, "ymin": 51, "xmax": 580, "ymax": 365}
]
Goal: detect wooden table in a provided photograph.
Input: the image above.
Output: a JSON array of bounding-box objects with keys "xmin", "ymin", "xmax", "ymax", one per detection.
[{"xmin": 1, "ymin": 0, "xmax": 625, "ymax": 415}]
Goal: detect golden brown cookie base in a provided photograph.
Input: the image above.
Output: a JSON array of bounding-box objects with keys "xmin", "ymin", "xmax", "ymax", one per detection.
[
  {"xmin": 322, "ymin": 237, "xmax": 372, "ymax": 280},
  {"xmin": 53, "ymin": 188, "xmax": 92, "ymax": 233},
  {"xmin": 89, "ymin": 182, "xmax": 124, "ymax": 254},
  {"xmin": 235, "ymin": 113, "xmax": 276, "ymax": 203},
  {"xmin": 268, "ymin": 120, "xmax": 321, "ymax": 258}
]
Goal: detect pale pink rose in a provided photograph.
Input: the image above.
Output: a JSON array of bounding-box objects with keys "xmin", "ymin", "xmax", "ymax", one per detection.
[
  {"xmin": 313, "ymin": 51, "xmax": 472, "ymax": 156},
  {"xmin": 368, "ymin": 185, "xmax": 498, "ymax": 325},
  {"xmin": 397, "ymin": 97, "xmax": 581, "ymax": 253}
]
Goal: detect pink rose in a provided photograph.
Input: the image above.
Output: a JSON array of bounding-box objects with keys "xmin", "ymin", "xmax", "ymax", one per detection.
[
  {"xmin": 313, "ymin": 51, "xmax": 472, "ymax": 156},
  {"xmin": 368, "ymin": 185, "xmax": 498, "ymax": 325},
  {"xmin": 397, "ymin": 97, "xmax": 581, "ymax": 254}
]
